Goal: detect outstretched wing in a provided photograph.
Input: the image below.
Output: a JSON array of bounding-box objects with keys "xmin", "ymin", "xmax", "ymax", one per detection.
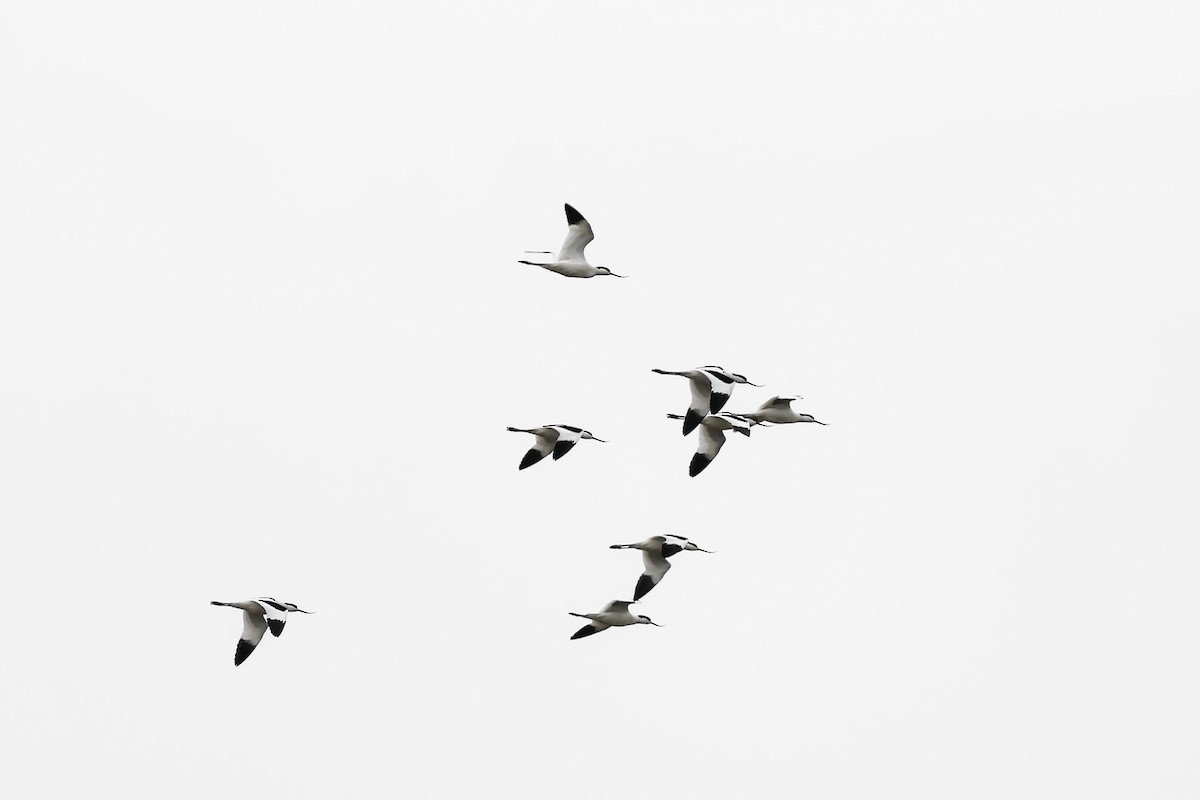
[
  {"xmin": 759, "ymin": 396, "xmax": 796, "ymax": 411},
  {"xmin": 703, "ymin": 368, "xmax": 737, "ymax": 413},
  {"xmin": 683, "ymin": 374, "xmax": 713, "ymax": 435},
  {"xmin": 549, "ymin": 425, "xmax": 582, "ymax": 460},
  {"xmin": 571, "ymin": 623, "xmax": 604, "ymax": 639},
  {"xmin": 603, "ymin": 599, "xmax": 634, "ymax": 613},
  {"xmin": 556, "ymin": 204, "xmax": 595, "ymax": 263},
  {"xmin": 633, "ymin": 549, "xmax": 672, "ymax": 600},
  {"xmin": 256, "ymin": 597, "xmax": 289, "ymax": 637},
  {"xmin": 689, "ymin": 423, "xmax": 728, "ymax": 477},
  {"xmin": 517, "ymin": 427, "xmax": 559, "ymax": 470},
  {"xmin": 235, "ymin": 605, "xmax": 269, "ymax": 666}
]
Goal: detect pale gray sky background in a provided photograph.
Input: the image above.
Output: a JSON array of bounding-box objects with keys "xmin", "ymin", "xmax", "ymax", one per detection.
[{"xmin": 2, "ymin": 1, "xmax": 1198, "ymax": 797}]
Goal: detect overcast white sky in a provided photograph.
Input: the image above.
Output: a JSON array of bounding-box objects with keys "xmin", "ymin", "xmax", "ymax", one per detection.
[{"xmin": 2, "ymin": 1, "xmax": 1198, "ymax": 797}]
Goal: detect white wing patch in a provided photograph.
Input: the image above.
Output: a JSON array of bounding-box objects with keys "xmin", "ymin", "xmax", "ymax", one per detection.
[
  {"xmin": 557, "ymin": 219, "xmax": 594, "ymax": 263},
  {"xmin": 257, "ymin": 598, "xmax": 288, "ymax": 637},
  {"xmin": 696, "ymin": 422, "xmax": 728, "ymax": 462},
  {"xmin": 687, "ymin": 373, "xmax": 714, "ymax": 416}
]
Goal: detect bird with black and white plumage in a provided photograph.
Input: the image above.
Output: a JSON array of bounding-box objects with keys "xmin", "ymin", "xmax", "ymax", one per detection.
[
  {"xmin": 210, "ymin": 598, "xmax": 311, "ymax": 666},
  {"xmin": 506, "ymin": 424, "xmax": 606, "ymax": 470},
  {"xmin": 610, "ymin": 535, "xmax": 712, "ymax": 600},
  {"xmin": 665, "ymin": 412, "xmax": 751, "ymax": 476},
  {"xmin": 729, "ymin": 395, "xmax": 827, "ymax": 426},
  {"xmin": 651, "ymin": 366, "xmax": 761, "ymax": 435},
  {"xmin": 518, "ymin": 203, "xmax": 626, "ymax": 279},
  {"xmin": 569, "ymin": 600, "xmax": 661, "ymax": 640}
]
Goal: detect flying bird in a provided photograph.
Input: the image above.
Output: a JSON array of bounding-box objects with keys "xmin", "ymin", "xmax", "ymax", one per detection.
[
  {"xmin": 665, "ymin": 412, "xmax": 751, "ymax": 476},
  {"xmin": 518, "ymin": 204, "xmax": 626, "ymax": 278},
  {"xmin": 610, "ymin": 535, "xmax": 712, "ymax": 600},
  {"xmin": 506, "ymin": 424, "xmax": 606, "ymax": 470},
  {"xmin": 730, "ymin": 396, "xmax": 826, "ymax": 426},
  {"xmin": 651, "ymin": 366, "xmax": 761, "ymax": 434},
  {"xmin": 211, "ymin": 598, "xmax": 311, "ymax": 666},
  {"xmin": 569, "ymin": 600, "xmax": 661, "ymax": 639}
]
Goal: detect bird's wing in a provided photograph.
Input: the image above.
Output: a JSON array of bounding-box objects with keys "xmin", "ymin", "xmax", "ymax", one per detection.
[
  {"xmin": 603, "ymin": 600, "xmax": 634, "ymax": 612},
  {"xmin": 716, "ymin": 413, "xmax": 753, "ymax": 437},
  {"xmin": 666, "ymin": 534, "xmax": 703, "ymax": 552},
  {"xmin": 703, "ymin": 368, "xmax": 737, "ymax": 413},
  {"xmin": 519, "ymin": 428, "xmax": 560, "ymax": 470},
  {"xmin": 689, "ymin": 423, "xmax": 727, "ymax": 476},
  {"xmin": 760, "ymin": 396, "xmax": 796, "ymax": 410},
  {"xmin": 571, "ymin": 623, "xmax": 605, "ymax": 639},
  {"xmin": 556, "ymin": 204, "xmax": 594, "ymax": 262},
  {"xmin": 634, "ymin": 549, "xmax": 672, "ymax": 600},
  {"xmin": 549, "ymin": 425, "xmax": 582, "ymax": 460},
  {"xmin": 235, "ymin": 605, "xmax": 269, "ymax": 666},
  {"xmin": 683, "ymin": 375, "xmax": 713, "ymax": 435},
  {"xmin": 256, "ymin": 597, "xmax": 289, "ymax": 637},
  {"xmin": 660, "ymin": 538, "xmax": 685, "ymax": 558}
]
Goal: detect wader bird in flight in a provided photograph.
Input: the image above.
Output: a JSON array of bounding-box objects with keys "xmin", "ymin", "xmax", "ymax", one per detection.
[
  {"xmin": 730, "ymin": 396, "xmax": 826, "ymax": 426},
  {"xmin": 666, "ymin": 413, "xmax": 751, "ymax": 476},
  {"xmin": 211, "ymin": 598, "xmax": 311, "ymax": 666},
  {"xmin": 519, "ymin": 204, "xmax": 626, "ymax": 278},
  {"xmin": 506, "ymin": 425, "xmax": 606, "ymax": 470},
  {"xmin": 569, "ymin": 600, "xmax": 661, "ymax": 639},
  {"xmin": 609, "ymin": 534, "xmax": 712, "ymax": 600}
]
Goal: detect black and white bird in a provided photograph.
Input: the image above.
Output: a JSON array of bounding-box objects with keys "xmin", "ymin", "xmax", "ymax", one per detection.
[
  {"xmin": 518, "ymin": 204, "xmax": 626, "ymax": 279},
  {"xmin": 666, "ymin": 412, "xmax": 751, "ymax": 476},
  {"xmin": 506, "ymin": 425, "xmax": 606, "ymax": 470},
  {"xmin": 569, "ymin": 600, "xmax": 661, "ymax": 639},
  {"xmin": 651, "ymin": 366, "xmax": 761, "ymax": 434},
  {"xmin": 211, "ymin": 598, "xmax": 311, "ymax": 666},
  {"xmin": 730, "ymin": 396, "xmax": 826, "ymax": 426},
  {"xmin": 610, "ymin": 535, "xmax": 712, "ymax": 600}
]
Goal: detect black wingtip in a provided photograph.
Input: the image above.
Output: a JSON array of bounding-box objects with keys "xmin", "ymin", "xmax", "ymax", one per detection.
[
  {"xmin": 267, "ymin": 619, "xmax": 285, "ymax": 637},
  {"xmin": 234, "ymin": 639, "xmax": 256, "ymax": 666},
  {"xmin": 552, "ymin": 439, "xmax": 577, "ymax": 460},
  {"xmin": 571, "ymin": 624, "xmax": 602, "ymax": 640},
  {"xmin": 564, "ymin": 203, "xmax": 585, "ymax": 226},
  {"xmin": 519, "ymin": 449, "xmax": 545, "ymax": 470},
  {"xmin": 709, "ymin": 392, "xmax": 730, "ymax": 413},
  {"xmin": 633, "ymin": 574, "xmax": 656, "ymax": 601},
  {"xmin": 661, "ymin": 543, "xmax": 683, "ymax": 558},
  {"xmin": 683, "ymin": 409, "xmax": 704, "ymax": 435},
  {"xmin": 689, "ymin": 453, "xmax": 711, "ymax": 477}
]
